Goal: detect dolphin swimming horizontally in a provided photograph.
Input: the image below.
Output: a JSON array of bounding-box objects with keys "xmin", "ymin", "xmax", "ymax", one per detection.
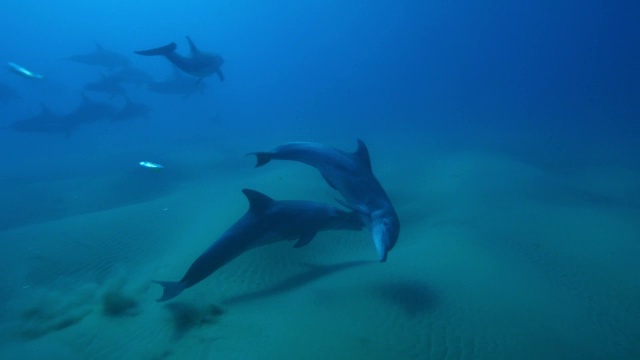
[
  {"xmin": 109, "ymin": 66, "xmax": 155, "ymax": 86},
  {"xmin": 62, "ymin": 93, "xmax": 117, "ymax": 127},
  {"xmin": 83, "ymin": 75, "xmax": 127, "ymax": 99},
  {"xmin": 146, "ymin": 67, "xmax": 207, "ymax": 97},
  {"xmin": 65, "ymin": 43, "xmax": 130, "ymax": 70},
  {"xmin": 135, "ymin": 36, "xmax": 224, "ymax": 81},
  {"xmin": 154, "ymin": 189, "xmax": 364, "ymax": 302},
  {"xmin": 112, "ymin": 96, "xmax": 150, "ymax": 121},
  {"xmin": 3, "ymin": 104, "xmax": 75, "ymax": 135},
  {"xmin": 249, "ymin": 140, "xmax": 400, "ymax": 262}
]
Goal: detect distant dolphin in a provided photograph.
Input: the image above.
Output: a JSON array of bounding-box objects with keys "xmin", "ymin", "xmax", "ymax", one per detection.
[
  {"xmin": 146, "ymin": 67, "xmax": 207, "ymax": 97},
  {"xmin": 109, "ymin": 66, "xmax": 154, "ymax": 86},
  {"xmin": 154, "ymin": 189, "xmax": 363, "ymax": 301},
  {"xmin": 3, "ymin": 104, "xmax": 74, "ymax": 136},
  {"xmin": 112, "ymin": 96, "xmax": 150, "ymax": 121},
  {"xmin": 135, "ymin": 36, "xmax": 224, "ymax": 81},
  {"xmin": 65, "ymin": 43, "xmax": 130, "ymax": 70},
  {"xmin": 63, "ymin": 93, "xmax": 117, "ymax": 126},
  {"xmin": 83, "ymin": 75, "xmax": 127, "ymax": 99},
  {"xmin": 249, "ymin": 140, "xmax": 400, "ymax": 262}
]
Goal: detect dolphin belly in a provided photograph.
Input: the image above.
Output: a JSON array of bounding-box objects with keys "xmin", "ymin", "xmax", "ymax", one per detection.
[{"xmin": 134, "ymin": 43, "xmax": 177, "ymax": 56}]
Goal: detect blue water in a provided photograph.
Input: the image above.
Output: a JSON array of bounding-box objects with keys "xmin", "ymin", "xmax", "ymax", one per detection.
[{"xmin": 0, "ymin": 1, "xmax": 638, "ymax": 359}]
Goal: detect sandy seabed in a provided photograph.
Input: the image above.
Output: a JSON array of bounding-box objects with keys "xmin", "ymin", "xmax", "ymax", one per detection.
[{"xmin": 0, "ymin": 137, "xmax": 638, "ymax": 360}]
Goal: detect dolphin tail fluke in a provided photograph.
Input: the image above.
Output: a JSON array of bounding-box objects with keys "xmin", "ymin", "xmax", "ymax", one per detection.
[
  {"xmin": 247, "ymin": 152, "xmax": 272, "ymax": 167},
  {"xmin": 135, "ymin": 43, "xmax": 177, "ymax": 57},
  {"xmin": 153, "ymin": 280, "xmax": 186, "ymax": 302}
]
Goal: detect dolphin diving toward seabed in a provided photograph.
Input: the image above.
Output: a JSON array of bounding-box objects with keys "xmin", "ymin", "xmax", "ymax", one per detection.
[
  {"xmin": 249, "ymin": 140, "xmax": 400, "ymax": 262},
  {"xmin": 154, "ymin": 189, "xmax": 364, "ymax": 301},
  {"xmin": 134, "ymin": 36, "xmax": 224, "ymax": 81}
]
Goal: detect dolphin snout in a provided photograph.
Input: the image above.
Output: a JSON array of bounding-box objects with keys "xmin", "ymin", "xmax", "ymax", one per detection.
[
  {"xmin": 372, "ymin": 223, "xmax": 390, "ymax": 262},
  {"xmin": 371, "ymin": 214, "xmax": 400, "ymax": 262}
]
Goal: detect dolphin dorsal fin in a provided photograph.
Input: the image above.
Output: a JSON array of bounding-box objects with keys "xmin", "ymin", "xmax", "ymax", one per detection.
[
  {"xmin": 186, "ymin": 36, "xmax": 198, "ymax": 54},
  {"xmin": 242, "ymin": 189, "xmax": 273, "ymax": 213},
  {"xmin": 354, "ymin": 139, "xmax": 372, "ymax": 171}
]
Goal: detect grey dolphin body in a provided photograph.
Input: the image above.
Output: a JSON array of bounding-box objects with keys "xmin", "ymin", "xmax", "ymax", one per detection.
[
  {"xmin": 146, "ymin": 67, "xmax": 206, "ymax": 97},
  {"xmin": 66, "ymin": 43, "xmax": 130, "ymax": 70},
  {"xmin": 4, "ymin": 105, "xmax": 74, "ymax": 135},
  {"xmin": 154, "ymin": 189, "xmax": 363, "ymax": 302},
  {"xmin": 83, "ymin": 76, "xmax": 127, "ymax": 99},
  {"xmin": 135, "ymin": 37, "xmax": 224, "ymax": 81},
  {"xmin": 112, "ymin": 96, "xmax": 150, "ymax": 121},
  {"xmin": 62, "ymin": 94, "xmax": 117, "ymax": 127},
  {"xmin": 249, "ymin": 140, "xmax": 400, "ymax": 262}
]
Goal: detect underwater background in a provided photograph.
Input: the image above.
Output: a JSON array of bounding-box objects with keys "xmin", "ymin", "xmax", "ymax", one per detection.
[{"xmin": 0, "ymin": 1, "xmax": 638, "ymax": 359}]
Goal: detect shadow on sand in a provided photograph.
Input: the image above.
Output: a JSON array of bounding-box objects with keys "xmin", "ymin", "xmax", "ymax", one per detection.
[{"xmin": 221, "ymin": 260, "xmax": 374, "ymax": 306}]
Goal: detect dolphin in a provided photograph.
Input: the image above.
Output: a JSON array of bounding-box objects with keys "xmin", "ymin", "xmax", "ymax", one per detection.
[
  {"xmin": 83, "ymin": 75, "xmax": 127, "ymax": 99},
  {"xmin": 3, "ymin": 104, "xmax": 75, "ymax": 136},
  {"xmin": 248, "ymin": 140, "xmax": 400, "ymax": 262},
  {"xmin": 146, "ymin": 68, "xmax": 207, "ymax": 97},
  {"xmin": 154, "ymin": 189, "xmax": 364, "ymax": 302},
  {"xmin": 109, "ymin": 66, "xmax": 155, "ymax": 86},
  {"xmin": 112, "ymin": 96, "xmax": 150, "ymax": 121},
  {"xmin": 65, "ymin": 43, "xmax": 130, "ymax": 70},
  {"xmin": 62, "ymin": 93, "xmax": 117, "ymax": 127},
  {"xmin": 135, "ymin": 36, "xmax": 224, "ymax": 81}
]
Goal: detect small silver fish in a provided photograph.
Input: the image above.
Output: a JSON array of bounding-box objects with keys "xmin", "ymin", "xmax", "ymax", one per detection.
[
  {"xmin": 139, "ymin": 161, "xmax": 164, "ymax": 169},
  {"xmin": 7, "ymin": 62, "xmax": 44, "ymax": 80}
]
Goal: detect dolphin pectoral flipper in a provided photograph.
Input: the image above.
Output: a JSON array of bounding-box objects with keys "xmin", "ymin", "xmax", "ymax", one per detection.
[
  {"xmin": 321, "ymin": 173, "xmax": 338, "ymax": 190},
  {"xmin": 154, "ymin": 280, "xmax": 187, "ymax": 302},
  {"xmin": 216, "ymin": 70, "xmax": 225, "ymax": 82},
  {"xmin": 335, "ymin": 198, "xmax": 368, "ymax": 216},
  {"xmin": 135, "ymin": 43, "xmax": 177, "ymax": 56},
  {"xmin": 293, "ymin": 230, "xmax": 318, "ymax": 248}
]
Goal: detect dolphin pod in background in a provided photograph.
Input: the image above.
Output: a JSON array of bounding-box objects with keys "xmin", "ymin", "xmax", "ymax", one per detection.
[
  {"xmin": 154, "ymin": 189, "xmax": 364, "ymax": 302},
  {"xmin": 249, "ymin": 140, "xmax": 400, "ymax": 262},
  {"xmin": 146, "ymin": 67, "xmax": 207, "ymax": 97},
  {"xmin": 109, "ymin": 66, "xmax": 155, "ymax": 86},
  {"xmin": 112, "ymin": 96, "xmax": 150, "ymax": 121},
  {"xmin": 135, "ymin": 36, "xmax": 224, "ymax": 81},
  {"xmin": 83, "ymin": 75, "xmax": 127, "ymax": 99},
  {"xmin": 63, "ymin": 93, "xmax": 117, "ymax": 126},
  {"xmin": 2, "ymin": 105, "xmax": 74, "ymax": 135},
  {"xmin": 65, "ymin": 43, "xmax": 130, "ymax": 70}
]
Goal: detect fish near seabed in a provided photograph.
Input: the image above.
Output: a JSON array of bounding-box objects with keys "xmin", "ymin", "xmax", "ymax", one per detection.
[{"xmin": 135, "ymin": 36, "xmax": 225, "ymax": 81}]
